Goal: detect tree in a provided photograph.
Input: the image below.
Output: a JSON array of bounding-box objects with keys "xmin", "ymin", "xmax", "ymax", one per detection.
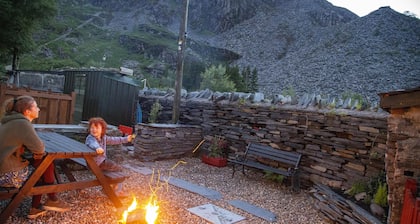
[
  {"xmin": 240, "ymin": 66, "xmax": 259, "ymax": 93},
  {"xmin": 200, "ymin": 64, "xmax": 236, "ymax": 92},
  {"xmin": 226, "ymin": 64, "xmax": 246, "ymax": 92},
  {"xmin": 249, "ymin": 67, "xmax": 259, "ymax": 92},
  {"xmin": 0, "ymin": 0, "xmax": 57, "ymax": 74},
  {"xmin": 241, "ymin": 66, "xmax": 251, "ymax": 91}
]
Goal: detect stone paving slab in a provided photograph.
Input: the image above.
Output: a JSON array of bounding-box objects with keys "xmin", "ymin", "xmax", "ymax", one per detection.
[
  {"xmin": 123, "ymin": 164, "xmax": 153, "ymax": 175},
  {"xmin": 161, "ymin": 176, "xmax": 222, "ymax": 200},
  {"xmin": 228, "ymin": 199, "xmax": 277, "ymax": 222},
  {"xmin": 188, "ymin": 203, "xmax": 245, "ymax": 224}
]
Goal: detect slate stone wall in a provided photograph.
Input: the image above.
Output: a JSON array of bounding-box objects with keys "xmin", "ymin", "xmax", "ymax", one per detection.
[
  {"xmin": 134, "ymin": 123, "xmax": 203, "ymax": 161},
  {"xmin": 138, "ymin": 94, "xmax": 388, "ymax": 189}
]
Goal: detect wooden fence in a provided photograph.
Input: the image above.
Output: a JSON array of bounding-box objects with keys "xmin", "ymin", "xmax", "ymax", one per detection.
[
  {"xmin": 0, "ymin": 84, "xmax": 76, "ymax": 124},
  {"xmin": 401, "ymin": 178, "xmax": 420, "ymax": 224}
]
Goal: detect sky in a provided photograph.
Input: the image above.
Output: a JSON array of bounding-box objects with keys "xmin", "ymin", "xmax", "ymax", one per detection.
[{"xmin": 326, "ymin": 0, "xmax": 420, "ymax": 17}]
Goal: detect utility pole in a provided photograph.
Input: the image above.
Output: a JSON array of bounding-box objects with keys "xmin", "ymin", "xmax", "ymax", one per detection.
[{"xmin": 172, "ymin": 0, "xmax": 189, "ymax": 124}]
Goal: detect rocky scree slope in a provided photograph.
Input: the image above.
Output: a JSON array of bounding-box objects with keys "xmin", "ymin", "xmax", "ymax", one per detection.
[{"xmin": 210, "ymin": 2, "xmax": 420, "ymax": 104}]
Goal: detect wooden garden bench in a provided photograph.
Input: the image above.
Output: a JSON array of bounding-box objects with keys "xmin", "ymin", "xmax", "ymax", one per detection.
[
  {"xmin": 48, "ymin": 133, "xmax": 129, "ymax": 185},
  {"xmin": 55, "ymin": 157, "xmax": 128, "ymax": 186},
  {"xmin": 228, "ymin": 142, "xmax": 302, "ymax": 191}
]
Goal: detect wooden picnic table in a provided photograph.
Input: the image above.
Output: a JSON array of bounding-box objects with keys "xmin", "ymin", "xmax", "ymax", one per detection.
[{"xmin": 0, "ymin": 131, "xmax": 124, "ymax": 223}]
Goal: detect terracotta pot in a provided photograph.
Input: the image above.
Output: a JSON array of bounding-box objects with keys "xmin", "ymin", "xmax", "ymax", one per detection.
[{"xmin": 201, "ymin": 154, "xmax": 227, "ymax": 167}]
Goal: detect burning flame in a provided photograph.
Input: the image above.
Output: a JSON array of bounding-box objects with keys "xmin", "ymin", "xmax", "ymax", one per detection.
[
  {"xmin": 145, "ymin": 196, "xmax": 159, "ymax": 224},
  {"xmin": 119, "ymin": 161, "xmax": 187, "ymax": 224},
  {"xmin": 119, "ymin": 195, "xmax": 159, "ymax": 224},
  {"xmin": 120, "ymin": 196, "xmax": 137, "ymax": 224}
]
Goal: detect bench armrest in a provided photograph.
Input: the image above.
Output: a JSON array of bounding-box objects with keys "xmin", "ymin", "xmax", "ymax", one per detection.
[
  {"xmin": 288, "ymin": 167, "xmax": 299, "ymax": 175},
  {"xmin": 230, "ymin": 152, "xmax": 246, "ymax": 162}
]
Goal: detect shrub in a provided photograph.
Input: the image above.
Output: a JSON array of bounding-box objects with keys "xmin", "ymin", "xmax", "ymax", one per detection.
[
  {"xmin": 148, "ymin": 100, "xmax": 162, "ymax": 123},
  {"xmin": 207, "ymin": 135, "xmax": 229, "ymax": 158},
  {"xmin": 263, "ymin": 171, "xmax": 284, "ymax": 183},
  {"xmin": 367, "ymin": 171, "xmax": 386, "ymax": 196},
  {"xmin": 347, "ymin": 181, "xmax": 367, "ymax": 196},
  {"xmin": 282, "ymin": 85, "xmax": 296, "ymax": 98},
  {"xmin": 373, "ymin": 182, "xmax": 388, "ymax": 207},
  {"xmin": 199, "ymin": 64, "xmax": 236, "ymax": 92}
]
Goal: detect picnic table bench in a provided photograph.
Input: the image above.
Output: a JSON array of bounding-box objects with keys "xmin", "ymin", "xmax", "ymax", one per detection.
[
  {"xmin": 0, "ymin": 131, "xmax": 129, "ymax": 222},
  {"xmin": 228, "ymin": 142, "xmax": 302, "ymax": 191},
  {"xmin": 38, "ymin": 131, "xmax": 129, "ymax": 185}
]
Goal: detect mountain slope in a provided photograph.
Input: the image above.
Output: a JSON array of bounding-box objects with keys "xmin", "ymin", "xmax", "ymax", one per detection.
[
  {"xmin": 20, "ymin": 0, "xmax": 420, "ymax": 104},
  {"xmin": 210, "ymin": 2, "xmax": 420, "ymax": 102}
]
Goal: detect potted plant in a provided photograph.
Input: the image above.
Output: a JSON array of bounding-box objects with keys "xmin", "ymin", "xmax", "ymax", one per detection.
[{"xmin": 201, "ymin": 135, "xmax": 229, "ymax": 167}]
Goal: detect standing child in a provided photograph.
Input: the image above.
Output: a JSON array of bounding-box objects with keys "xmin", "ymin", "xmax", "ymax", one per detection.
[{"xmin": 85, "ymin": 117, "xmax": 134, "ymax": 197}]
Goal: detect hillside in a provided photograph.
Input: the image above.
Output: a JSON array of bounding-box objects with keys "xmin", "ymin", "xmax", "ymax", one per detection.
[
  {"xmin": 209, "ymin": 1, "xmax": 420, "ymax": 103},
  {"xmin": 19, "ymin": 0, "xmax": 420, "ymax": 105}
]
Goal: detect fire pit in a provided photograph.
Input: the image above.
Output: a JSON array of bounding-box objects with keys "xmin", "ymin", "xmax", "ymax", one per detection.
[
  {"xmin": 119, "ymin": 168, "xmax": 174, "ymax": 224},
  {"xmin": 119, "ymin": 196, "xmax": 159, "ymax": 224}
]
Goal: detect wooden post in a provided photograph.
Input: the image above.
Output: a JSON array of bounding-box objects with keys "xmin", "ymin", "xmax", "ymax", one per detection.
[{"xmin": 172, "ymin": 0, "xmax": 189, "ymax": 124}]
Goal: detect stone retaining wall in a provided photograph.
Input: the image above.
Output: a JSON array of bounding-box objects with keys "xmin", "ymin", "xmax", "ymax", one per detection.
[
  {"xmin": 134, "ymin": 123, "xmax": 203, "ymax": 161},
  {"xmin": 138, "ymin": 95, "xmax": 388, "ymax": 189}
]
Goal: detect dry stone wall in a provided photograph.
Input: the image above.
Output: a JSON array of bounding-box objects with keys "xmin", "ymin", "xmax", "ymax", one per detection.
[
  {"xmin": 133, "ymin": 123, "xmax": 203, "ymax": 161},
  {"xmin": 139, "ymin": 94, "xmax": 388, "ymax": 189}
]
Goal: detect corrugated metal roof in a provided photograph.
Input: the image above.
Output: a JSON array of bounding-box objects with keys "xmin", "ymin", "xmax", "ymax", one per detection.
[{"xmin": 379, "ymin": 87, "xmax": 420, "ymax": 111}]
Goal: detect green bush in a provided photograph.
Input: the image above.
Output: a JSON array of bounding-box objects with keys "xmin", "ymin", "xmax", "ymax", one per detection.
[
  {"xmin": 207, "ymin": 135, "xmax": 229, "ymax": 158},
  {"xmin": 148, "ymin": 100, "xmax": 162, "ymax": 123},
  {"xmin": 199, "ymin": 64, "xmax": 236, "ymax": 92},
  {"xmin": 282, "ymin": 85, "xmax": 296, "ymax": 98},
  {"xmin": 367, "ymin": 171, "xmax": 386, "ymax": 196},
  {"xmin": 263, "ymin": 171, "xmax": 284, "ymax": 183},
  {"xmin": 346, "ymin": 171, "xmax": 388, "ymax": 207},
  {"xmin": 347, "ymin": 181, "xmax": 367, "ymax": 196},
  {"xmin": 373, "ymin": 182, "xmax": 388, "ymax": 207},
  {"xmin": 341, "ymin": 91, "xmax": 365, "ymax": 110}
]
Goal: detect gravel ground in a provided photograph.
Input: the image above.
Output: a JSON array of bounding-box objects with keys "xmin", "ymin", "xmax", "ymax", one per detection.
[{"xmin": 1, "ymin": 148, "xmax": 325, "ymax": 224}]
